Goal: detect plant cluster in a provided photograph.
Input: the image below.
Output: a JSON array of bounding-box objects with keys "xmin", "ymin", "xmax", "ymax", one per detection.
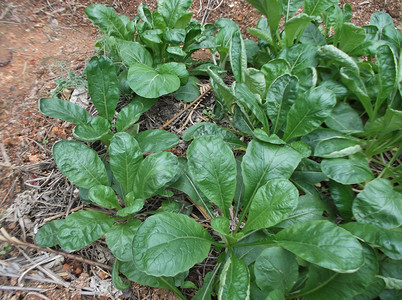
[{"xmin": 36, "ymin": 0, "xmax": 401, "ymax": 299}]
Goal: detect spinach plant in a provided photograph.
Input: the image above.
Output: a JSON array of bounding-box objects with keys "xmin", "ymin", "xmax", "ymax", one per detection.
[{"xmin": 85, "ymin": 0, "xmax": 215, "ymax": 101}]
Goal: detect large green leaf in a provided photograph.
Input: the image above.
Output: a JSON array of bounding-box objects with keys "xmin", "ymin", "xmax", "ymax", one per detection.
[
  {"xmin": 274, "ymin": 220, "xmax": 364, "ymax": 273},
  {"xmin": 86, "ymin": 56, "xmax": 119, "ymax": 122},
  {"xmin": 342, "ymin": 222, "xmax": 402, "ymax": 260},
  {"xmin": 352, "ymin": 178, "xmax": 402, "ymax": 229},
  {"xmin": 133, "ymin": 212, "xmax": 213, "ymax": 276},
  {"xmin": 106, "ymin": 220, "xmax": 141, "ymax": 261},
  {"xmin": 88, "ymin": 185, "xmax": 121, "ymax": 209},
  {"xmin": 187, "ymin": 136, "xmax": 237, "ymax": 217},
  {"xmin": 58, "ymin": 211, "xmax": 114, "ymax": 251},
  {"xmin": 246, "ymin": 0, "xmax": 281, "ymax": 38},
  {"xmin": 278, "ymin": 44, "xmax": 318, "ymax": 74},
  {"xmin": 242, "ymin": 140, "xmax": 302, "ymax": 206},
  {"xmin": 72, "ymin": 116, "xmax": 112, "ymax": 142},
  {"xmin": 265, "ymin": 74, "xmax": 298, "ymax": 134},
  {"xmin": 115, "ymin": 101, "xmax": 144, "ymax": 132},
  {"xmin": 157, "ymin": 62, "xmax": 189, "ymax": 85},
  {"xmin": 254, "ymin": 247, "xmax": 298, "ymax": 294},
  {"xmin": 304, "ymin": 0, "xmax": 338, "ymax": 16},
  {"xmin": 53, "ymin": 140, "xmax": 108, "ymax": 189},
  {"xmin": 38, "ymin": 98, "xmax": 91, "ymax": 126},
  {"xmin": 336, "ymin": 23, "xmax": 367, "ymax": 55},
  {"xmin": 296, "ymin": 245, "xmax": 377, "ymax": 300},
  {"xmin": 282, "ymin": 0, "xmax": 304, "ymax": 21},
  {"xmin": 321, "ymin": 153, "xmax": 374, "ymax": 185},
  {"xmin": 283, "ymin": 14, "xmax": 314, "ymax": 47},
  {"xmin": 134, "ymin": 129, "xmax": 179, "ymax": 152},
  {"xmin": 375, "ymin": 44, "xmax": 397, "ymax": 106},
  {"xmin": 314, "ymin": 136, "xmax": 361, "ymax": 158},
  {"xmin": 283, "ymin": 86, "xmax": 336, "ymax": 141},
  {"xmin": 291, "ymin": 158, "xmax": 327, "ymax": 185},
  {"xmin": 328, "ymin": 181, "xmax": 354, "ymax": 221},
  {"xmin": 127, "ymin": 63, "xmax": 181, "ymax": 98},
  {"xmin": 193, "ymin": 270, "xmax": 218, "ymax": 300},
  {"xmin": 261, "ymin": 58, "xmax": 291, "ymax": 88},
  {"xmin": 34, "ymin": 219, "xmax": 65, "ymax": 248},
  {"xmin": 218, "ymin": 254, "xmax": 250, "ymax": 300},
  {"xmin": 243, "ymin": 179, "xmax": 298, "ymax": 232},
  {"xmin": 133, "ymin": 152, "xmax": 179, "ymax": 199},
  {"xmin": 230, "ymin": 31, "xmax": 247, "ymax": 83},
  {"xmin": 325, "ymin": 102, "xmax": 364, "ymax": 134},
  {"xmin": 183, "ymin": 123, "xmax": 246, "ymax": 149},
  {"xmin": 157, "ymin": 0, "xmax": 192, "ymax": 27},
  {"xmin": 85, "ymin": 4, "xmax": 128, "ymax": 40},
  {"xmin": 317, "ymin": 45, "xmax": 360, "ymax": 75},
  {"xmin": 117, "ymin": 41, "xmax": 153, "ymax": 66},
  {"xmin": 109, "ymin": 132, "xmax": 143, "ymax": 194},
  {"xmin": 174, "ymin": 76, "xmax": 200, "ymax": 102},
  {"xmin": 300, "ymin": 23, "xmax": 326, "ymax": 46}
]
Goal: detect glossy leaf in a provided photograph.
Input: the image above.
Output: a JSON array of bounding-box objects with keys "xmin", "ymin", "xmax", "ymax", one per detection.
[
  {"xmin": 38, "ymin": 98, "xmax": 91, "ymax": 126},
  {"xmin": 109, "ymin": 132, "xmax": 142, "ymax": 194},
  {"xmin": 376, "ymin": 44, "xmax": 397, "ymax": 106},
  {"xmin": 265, "ymin": 74, "xmax": 298, "ymax": 134},
  {"xmin": 183, "ymin": 123, "xmax": 246, "ymax": 149},
  {"xmin": 106, "ymin": 220, "xmax": 141, "ymax": 261},
  {"xmin": 261, "ymin": 58, "xmax": 291, "ymax": 88},
  {"xmin": 274, "ymin": 220, "xmax": 364, "ymax": 273},
  {"xmin": 291, "ymin": 158, "xmax": 327, "ymax": 185},
  {"xmin": 300, "ymin": 23, "xmax": 326, "ymax": 46},
  {"xmin": 243, "ymin": 179, "xmax": 298, "ymax": 232},
  {"xmin": 254, "ymin": 247, "xmax": 298, "ymax": 293},
  {"xmin": 157, "ymin": 62, "xmax": 189, "ymax": 85},
  {"xmin": 317, "ymin": 45, "xmax": 360, "ymax": 75},
  {"xmin": 117, "ymin": 198, "xmax": 145, "ymax": 217},
  {"xmin": 174, "ymin": 76, "xmax": 200, "ymax": 102},
  {"xmin": 218, "ymin": 254, "xmax": 250, "ymax": 300},
  {"xmin": 283, "ymin": 86, "xmax": 336, "ymax": 141},
  {"xmin": 230, "ymin": 31, "xmax": 247, "ymax": 83},
  {"xmin": 72, "ymin": 116, "xmax": 111, "ymax": 142},
  {"xmin": 314, "ymin": 136, "xmax": 361, "ymax": 158},
  {"xmin": 242, "ymin": 140, "xmax": 302, "ymax": 205},
  {"xmin": 138, "ymin": 3, "xmax": 152, "ymax": 23},
  {"xmin": 352, "ymin": 178, "xmax": 402, "ymax": 229},
  {"xmin": 88, "ymin": 185, "xmax": 121, "ymax": 209},
  {"xmin": 321, "ymin": 153, "xmax": 374, "ymax": 185},
  {"xmin": 112, "ymin": 260, "xmax": 130, "ymax": 290},
  {"xmin": 127, "ymin": 63, "xmax": 181, "ymax": 98},
  {"xmin": 115, "ymin": 101, "xmax": 144, "ymax": 132},
  {"xmin": 278, "ymin": 44, "xmax": 318, "ymax": 74},
  {"xmin": 187, "ymin": 136, "xmax": 237, "ymax": 217},
  {"xmin": 193, "ymin": 270, "xmax": 218, "ymax": 300},
  {"xmin": 34, "ymin": 219, "xmax": 64, "ymax": 248},
  {"xmin": 134, "ymin": 129, "xmax": 179, "ymax": 153},
  {"xmin": 328, "ymin": 181, "xmax": 354, "ymax": 221},
  {"xmin": 246, "ymin": 0, "xmax": 281, "ymax": 38},
  {"xmin": 58, "ymin": 211, "xmax": 114, "ymax": 251},
  {"xmin": 117, "ymin": 41, "xmax": 153, "ymax": 66},
  {"xmin": 282, "ymin": 0, "xmax": 304, "ymax": 20},
  {"xmin": 157, "ymin": 0, "xmax": 192, "ymax": 27},
  {"xmin": 342, "ymin": 222, "xmax": 402, "ymax": 260},
  {"xmin": 304, "ymin": 0, "xmax": 338, "ymax": 16},
  {"xmin": 325, "ymin": 102, "xmax": 364, "ymax": 133},
  {"xmin": 337, "ymin": 23, "xmax": 367, "ymax": 55},
  {"xmin": 133, "ymin": 152, "xmax": 179, "ymax": 199},
  {"xmin": 283, "ymin": 14, "xmax": 314, "ymax": 47},
  {"xmin": 133, "ymin": 212, "xmax": 213, "ymax": 276},
  {"xmin": 53, "ymin": 140, "xmax": 108, "ymax": 189},
  {"xmin": 86, "ymin": 56, "xmax": 119, "ymax": 122}
]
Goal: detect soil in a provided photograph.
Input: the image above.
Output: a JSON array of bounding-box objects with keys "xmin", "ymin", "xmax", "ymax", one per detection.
[{"xmin": 0, "ymin": 0, "xmax": 400, "ymax": 299}]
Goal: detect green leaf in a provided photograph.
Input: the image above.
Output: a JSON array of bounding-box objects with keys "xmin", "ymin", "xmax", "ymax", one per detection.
[
  {"xmin": 183, "ymin": 123, "xmax": 246, "ymax": 149},
  {"xmin": 115, "ymin": 101, "xmax": 144, "ymax": 132},
  {"xmin": 117, "ymin": 198, "xmax": 145, "ymax": 216},
  {"xmin": 325, "ymin": 102, "xmax": 364, "ymax": 134},
  {"xmin": 314, "ymin": 136, "xmax": 362, "ymax": 158},
  {"xmin": 300, "ymin": 23, "xmax": 326, "ymax": 46},
  {"xmin": 167, "ymin": 46, "xmax": 187, "ymax": 58},
  {"xmin": 218, "ymin": 254, "xmax": 250, "ymax": 300},
  {"xmin": 278, "ymin": 44, "xmax": 318, "ymax": 74},
  {"xmin": 138, "ymin": 3, "xmax": 152, "ymax": 23},
  {"xmin": 352, "ymin": 178, "xmax": 402, "ymax": 229},
  {"xmin": 135, "ymin": 129, "xmax": 179, "ymax": 152},
  {"xmin": 88, "ymin": 185, "xmax": 121, "ymax": 209},
  {"xmin": 163, "ymin": 28, "xmax": 186, "ymax": 45},
  {"xmin": 275, "ymin": 220, "xmax": 364, "ymax": 273},
  {"xmin": 193, "ymin": 270, "xmax": 218, "ymax": 300},
  {"xmin": 304, "ymin": 0, "xmax": 338, "ymax": 16},
  {"xmin": 282, "ymin": 0, "xmax": 304, "ymax": 21},
  {"xmin": 243, "ymin": 179, "xmax": 298, "ymax": 232},
  {"xmin": 283, "ymin": 14, "xmax": 314, "ymax": 47},
  {"xmin": 265, "ymin": 74, "xmax": 298, "ymax": 134},
  {"xmin": 117, "ymin": 41, "xmax": 153, "ymax": 66},
  {"xmin": 230, "ymin": 31, "xmax": 247, "ymax": 83},
  {"xmin": 109, "ymin": 132, "xmax": 142, "ymax": 194},
  {"xmin": 34, "ymin": 219, "xmax": 64, "ymax": 248},
  {"xmin": 291, "ymin": 158, "xmax": 327, "ymax": 185},
  {"xmin": 133, "ymin": 152, "xmax": 179, "ymax": 199},
  {"xmin": 207, "ymin": 68, "xmax": 235, "ymax": 110},
  {"xmin": 353, "ymin": 277, "xmax": 385, "ymax": 300},
  {"xmin": 187, "ymin": 136, "xmax": 237, "ymax": 217},
  {"xmin": 58, "ymin": 211, "xmax": 114, "ymax": 251},
  {"xmin": 328, "ymin": 181, "xmax": 354, "ymax": 221},
  {"xmin": 112, "ymin": 260, "xmax": 130, "ymax": 290},
  {"xmin": 375, "ymin": 44, "xmax": 398, "ymax": 107},
  {"xmin": 261, "ymin": 58, "xmax": 291, "ymax": 88},
  {"xmin": 157, "ymin": 62, "xmax": 189, "ymax": 85},
  {"xmin": 342, "ymin": 222, "xmax": 402, "ymax": 260},
  {"xmin": 86, "ymin": 56, "xmax": 119, "ymax": 122},
  {"xmin": 106, "ymin": 220, "xmax": 141, "ymax": 261},
  {"xmin": 254, "ymin": 247, "xmax": 298, "ymax": 294},
  {"xmin": 133, "ymin": 212, "xmax": 213, "ymax": 276},
  {"xmin": 242, "ymin": 140, "xmax": 302, "ymax": 205},
  {"xmin": 317, "ymin": 45, "xmax": 360, "ymax": 74},
  {"xmin": 283, "ymin": 86, "xmax": 336, "ymax": 141},
  {"xmin": 127, "ymin": 63, "xmax": 181, "ymax": 98},
  {"xmin": 85, "ymin": 4, "xmax": 128, "ymax": 40},
  {"xmin": 337, "ymin": 23, "xmax": 367, "ymax": 55},
  {"xmin": 174, "ymin": 76, "xmax": 200, "ymax": 102},
  {"xmin": 157, "ymin": 0, "xmax": 192, "ymax": 27},
  {"xmin": 379, "ymin": 258, "xmax": 402, "ymax": 292},
  {"xmin": 53, "ymin": 140, "xmax": 108, "ymax": 189},
  {"xmin": 215, "ymin": 18, "xmax": 240, "ymax": 60},
  {"xmin": 297, "ymin": 244, "xmax": 378, "ymax": 300},
  {"xmin": 245, "ymin": 68, "xmax": 266, "ymax": 96},
  {"xmin": 38, "ymin": 98, "xmax": 91, "ymax": 126},
  {"xmin": 246, "ymin": 0, "xmax": 281, "ymax": 38},
  {"xmin": 72, "ymin": 116, "xmax": 111, "ymax": 142},
  {"xmin": 211, "ymin": 216, "xmax": 230, "ymax": 236},
  {"xmin": 370, "ymin": 12, "xmax": 394, "ymax": 38},
  {"xmin": 321, "ymin": 153, "xmax": 374, "ymax": 185}
]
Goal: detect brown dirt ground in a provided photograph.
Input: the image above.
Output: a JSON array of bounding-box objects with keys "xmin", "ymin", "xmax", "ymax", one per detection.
[{"xmin": 0, "ymin": 0, "xmax": 400, "ymax": 299}]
